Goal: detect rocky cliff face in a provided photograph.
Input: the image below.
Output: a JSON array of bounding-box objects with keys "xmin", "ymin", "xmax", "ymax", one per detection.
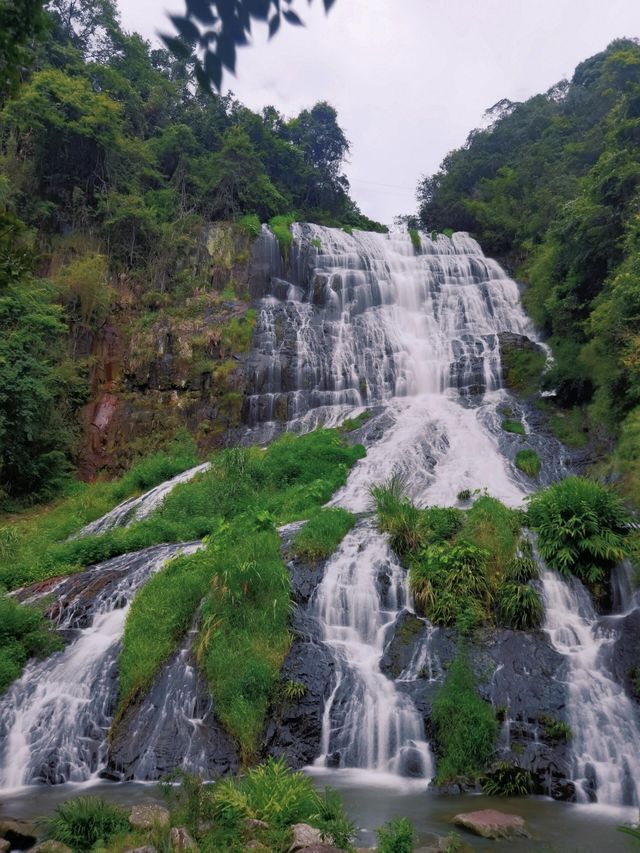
[{"xmin": 70, "ymin": 223, "xmax": 259, "ymax": 479}]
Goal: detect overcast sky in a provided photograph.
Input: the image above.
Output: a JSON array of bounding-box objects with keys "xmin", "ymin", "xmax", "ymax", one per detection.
[{"xmin": 118, "ymin": 0, "xmax": 639, "ymax": 224}]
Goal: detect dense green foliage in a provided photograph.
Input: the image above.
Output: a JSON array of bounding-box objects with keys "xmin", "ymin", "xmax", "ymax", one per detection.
[
  {"xmin": 0, "ymin": 0, "xmax": 383, "ymax": 507},
  {"xmin": 0, "ymin": 593, "xmax": 62, "ymax": 693},
  {"xmin": 117, "ymin": 429, "xmax": 364, "ymax": 759},
  {"xmin": 527, "ymin": 476, "xmax": 629, "ymax": 584},
  {"xmin": 418, "ymin": 40, "xmax": 640, "ymax": 495},
  {"xmin": 291, "ymin": 507, "xmax": 356, "ymax": 562},
  {"xmin": 431, "ymin": 653, "xmax": 498, "ymax": 782},
  {"xmin": 0, "ymin": 432, "xmax": 199, "ymax": 590},
  {"xmin": 501, "ymin": 418, "xmax": 525, "ymax": 436},
  {"xmin": 48, "ymin": 797, "xmax": 129, "ymax": 851},
  {"xmin": 372, "ymin": 482, "xmax": 542, "ymax": 632}
]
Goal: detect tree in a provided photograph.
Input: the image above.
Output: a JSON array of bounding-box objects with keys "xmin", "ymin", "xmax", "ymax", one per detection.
[{"xmin": 0, "ymin": 0, "xmax": 48, "ymax": 102}]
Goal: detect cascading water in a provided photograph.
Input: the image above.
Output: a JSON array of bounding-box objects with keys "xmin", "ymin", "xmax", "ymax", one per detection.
[
  {"xmin": 0, "ymin": 542, "xmax": 199, "ymax": 788},
  {"xmin": 248, "ymin": 224, "xmax": 551, "ymax": 783},
  {"xmin": 542, "ymin": 569, "xmax": 640, "ymax": 806},
  {"xmin": 73, "ymin": 463, "xmax": 210, "ymax": 539}
]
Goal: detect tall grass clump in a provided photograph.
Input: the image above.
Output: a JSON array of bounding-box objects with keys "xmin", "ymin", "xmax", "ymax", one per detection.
[
  {"xmin": 48, "ymin": 797, "xmax": 129, "ymax": 851},
  {"xmin": 527, "ymin": 476, "xmax": 629, "ymax": 584},
  {"xmin": 291, "ymin": 508, "xmax": 356, "ymax": 562},
  {"xmin": 409, "ymin": 541, "xmax": 492, "ymax": 630},
  {"xmin": 515, "ymin": 449, "xmax": 541, "ymax": 478},
  {"xmin": 269, "ymin": 214, "xmax": 296, "ymax": 260},
  {"xmin": 461, "ymin": 495, "xmax": 523, "ymax": 576},
  {"xmin": 496, "ymin": 581, "xmax": 543, "ymax": 630},
  {"xmin": 408, "ymin": 227, "xmax": 421, "ymax": 252},
  {"xmin": 432, "ymin": 653, "xmax": 498, "ymax": 782},
  {"xmin": 501, "ymin": 418, "xmax": 525, "ymax": 435}
]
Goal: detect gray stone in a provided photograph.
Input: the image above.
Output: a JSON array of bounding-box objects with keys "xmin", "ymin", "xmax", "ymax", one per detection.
[
  {"xmin": 123, "ymin": 847, "xmax": 158, "ymax": 853},
  {"xmin": 0, "ymin": 840, "xmax": 9, "ymax": 853},
  {"xmin": 289, "ymin": 823, "xmax": 324, "ymax": 850},
  {"xmin": 128, "ymin": 805, "xmax": 170, "ymax": 830},
  {"xmin": 453, "ymin": 809, "xmax": 529, "ymax": 839},
  {"xmin": 243, "ymin": 819, "xmax": 269, "ymax": 833},
  {"xmin": 170, "ymin": 827, "xmax": 197, "ymax": 852}
]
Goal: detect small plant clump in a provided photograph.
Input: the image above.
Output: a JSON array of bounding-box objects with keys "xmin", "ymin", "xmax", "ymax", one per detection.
[
  {"xmin": 515, "ymin": 449, "xmax": 542, "ymax": 478},
  {"xmin": 376, "ymin": 817, "xmax": 415, "ymax": 853},
  {"xmin": 501, "ymin": 418, "xmax": 526, "ymax": 436},
  {"xmin": 482, "ymin": 762, "xmax": 534, "ymax": 797},
  {"xmin": 539, "ymin": 714, "xmax": 572, "ymax": 743},
  {"xmin": 339, "ymin": 409, "xmax": 372, "ymax": 432},
  {"xmin": 269, "ymin": 214, "xmax": 296, "ymax": 259},
  {"xmin": 408, "ymin": 227, "xmax": 421, "ymax": 252},
  {"xmin": 457, "ymin": 488, "xmax": 472, "ymax": 501},
  {"xmin": 237, "ymin": 213, "xmax": 262, "ymax": 238}
]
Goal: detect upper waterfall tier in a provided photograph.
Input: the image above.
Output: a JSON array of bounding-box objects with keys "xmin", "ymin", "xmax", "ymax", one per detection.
[{"xmin": 245, "ymin": 225, "xmax": 536, "ymax": 429}]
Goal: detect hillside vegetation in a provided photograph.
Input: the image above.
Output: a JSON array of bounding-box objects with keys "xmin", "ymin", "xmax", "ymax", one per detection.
[
  {"xmin": 418, "ymin": 39, "xmax": 640, "ymax": 502},
  {"xmin": 0, "ymin": 0, "xmax": 384, "ymax": 509}
]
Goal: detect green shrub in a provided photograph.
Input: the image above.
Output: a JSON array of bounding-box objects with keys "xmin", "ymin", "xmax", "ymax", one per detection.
[
  {"xmin": 457, "ymin": 489, "xmax": 472, "ymax": 501},
  {"xmin": 269, "ymin": 214, "xmax": 296, "ymax": 259},
  {"xmin": 409, "ymin": 227, "xmax": 421, "ymax": 252},
  {"xmin": 501, "ymin": 348, "xmax": 546, "ymax": 395},
  {"xmin": 501, "ymin": 418, "xmax": 526, "ymax": 435},
  {"xmin": 211, "ymin": 757, "xmax": 354, "ymax": 846},
  {"xmin": 515, "ymin": 449, "xmax": 541, "ymax": 478},
  {"xmin": 291, "ymin": 508, "xmax": 356, "ymax": 562},
  {"xmin": 527, "ymin": 476, "xmax": 629, "ymax": 584},
  {"xmin": 376, "ymin": 817, "xmax": 415, "ymax": 853},
  {"xmin": 432, "ymin": 653, "xmax": 498, "ymax": 782},
  {"xmin": 442, "ymin": 228, "xmax": 454, "ymax": 238},
  {"xmin": 48, "ymin": 797, "xmax": 129, "ymax": 851},
  {"xmin": 0, "ymin": 594, "xmax": 62, "ymax": 693},
  {"xmin": 482, "ymin": 763, "xmax": 534, "ymax": 796},
  {"xmin": 496, "ymin": 581, "xmax": 543, "ymax": 630}
]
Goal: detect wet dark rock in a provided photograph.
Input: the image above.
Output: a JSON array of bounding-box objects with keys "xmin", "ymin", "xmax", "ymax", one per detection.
[
  {"xmin": 108, "ymin": 640, "xmax": 239, "ymax": 781},
  {"xmin": 263, "ymin": 636, "xmax": 335, "ymax": 768},
  {"xmin": 611, "ymin": 608, "xmax": 640, "ymax": 701}
]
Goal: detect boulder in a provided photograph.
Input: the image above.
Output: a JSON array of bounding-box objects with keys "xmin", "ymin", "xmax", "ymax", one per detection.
[
  {"xmin": 128, "ymin": 805, "xmax": 170, "ymax": 830},
  {"xmin": 169, "ymin": 827, "xmax": 197, "ymax": 852},
  {"xmin": 293, "ymin": 847, "xmax": 342, "ymax": 853},
  {"xmin": 453, "ymin": 809, "xmax": 529, "ymax": 839},
  {"xmin": 289, "ymin": 823, "xmax": 324, "ymax": 850},
  {"xmin": 29, "ymin": 844, "xmax": 73, "ymax": 853},
  {"xmin": 0, "ymin": 819, "xmax": 38, "ymax": 849},
  {"xmin": 0, "ymin": 840, "xmax": 9, "ymax": 853},
  {"xmin": 243, "ymin": 818, "xmax": 269, "ymax": 834}
]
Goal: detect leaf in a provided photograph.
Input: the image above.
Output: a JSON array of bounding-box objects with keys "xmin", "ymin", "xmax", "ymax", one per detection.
[
  {"xmin": 268, "ymin": 13, "xmax": 281, "ymax": 38},
  {"xmin": 204, "ymin": 49, "xmax": 223, "ymax": 89},
  {"xmin": 160, "ymin": 34, "xmax": 192, "ymax": 60},
  {"xmin": 218, "ymin": 33, "xmax": 237, "ymax": 71},
  {"xmin": 323, "ymin": 0, "xmax": 337, "ymax": 9},
  {"xmin": 169, "ymin": 15, "xmax": 201, "ymax": 43},
  {"xmin": 194, "ymin": 62, "xmax": 213, "ymax": 93},
  {"xmin": 186, "ymin": 0, "xmax": 219, "ymax": 24},
  {"xmin": 282, "ymin": 9, "xmax": 304, "ymax": 25}
]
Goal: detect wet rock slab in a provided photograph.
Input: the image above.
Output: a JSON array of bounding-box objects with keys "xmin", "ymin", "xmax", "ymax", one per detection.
[{"xmin": 453, "ymin": 809, "xmax": 530, "ymax": 839}]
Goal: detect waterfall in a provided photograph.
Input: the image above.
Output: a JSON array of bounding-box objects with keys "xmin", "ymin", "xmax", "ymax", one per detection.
[
  {"xmin": 542, "ymin": 569, "xmax": 640, "ymax": 806},
  {"xmin": 249, "ymin": 225, "xmax": 542, "ymax": 783},
  {"xmin": 0, "ymin": 543, "xmax": 200, "ymax": 789},
  {"xmin": 72, "ymin": 463, "xmax": 210, "ymax": 539}
]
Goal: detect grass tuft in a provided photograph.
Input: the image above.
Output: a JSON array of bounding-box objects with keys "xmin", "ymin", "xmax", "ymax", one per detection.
[{"xmin": 291, "ymin": 508, "xmax": 356, "ymax": 562}]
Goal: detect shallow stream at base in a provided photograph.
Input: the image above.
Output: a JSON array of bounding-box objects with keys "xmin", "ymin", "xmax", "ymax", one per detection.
[{"xmin": 0, "ymin": 778, "xmax": 636, "ymax": 852}]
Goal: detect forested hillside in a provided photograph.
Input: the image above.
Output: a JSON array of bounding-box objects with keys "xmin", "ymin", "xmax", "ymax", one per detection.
[
  {"xmin": 0, "ymin": 0, "xmax": 383, "ymax": 509},
  {"xmin": 417, "ymin": 39, "xmax": 640, "ymax": 503}
]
